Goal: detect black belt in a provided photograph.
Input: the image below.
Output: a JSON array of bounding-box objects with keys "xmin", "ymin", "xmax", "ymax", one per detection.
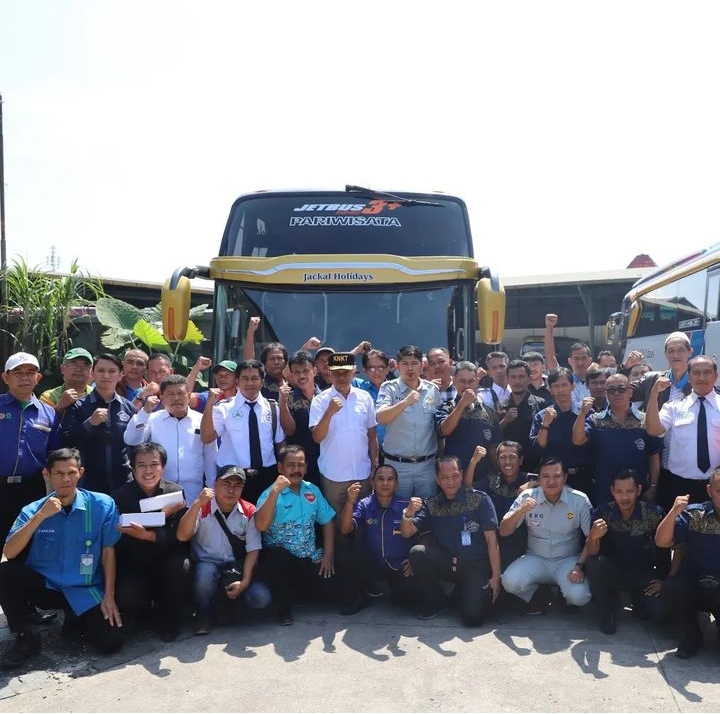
[
  {"xmin": 382, "ymin": 452, "xmax": 434, "ymax": 464},
  {"xmin": 1, "ymin": 475, "xmax": 33, "ymax": 485}
]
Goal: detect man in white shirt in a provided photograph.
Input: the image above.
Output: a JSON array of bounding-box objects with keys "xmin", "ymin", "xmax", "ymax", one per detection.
[
  {"xmin": 309, "ymin": 352, "xmax": 378, "ymax": 517},
  {"xmin": 645, "ymin": 355, "xmax": 720, "ymax": 507},
  {"xmin": 201, "ymin": 360, "xmax": 285, "ymax": 504},
  {"xmin": 124, "ymin": 375, "xmax": 217, "ymax": 504}
]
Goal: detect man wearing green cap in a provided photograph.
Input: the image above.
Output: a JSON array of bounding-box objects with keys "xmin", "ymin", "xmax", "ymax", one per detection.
[
  {"xmin": 40, "ymin": 348, "xmax": 94, "ymax": 416},
  {"xmin": 185, "ymin": 357, "xmax": 239, "ymax": 412}
]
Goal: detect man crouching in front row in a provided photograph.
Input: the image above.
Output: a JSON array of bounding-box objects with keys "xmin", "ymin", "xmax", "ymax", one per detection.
[{"xmin": 0, "ymin": 448, "xmax": 124, "ymax": 669}]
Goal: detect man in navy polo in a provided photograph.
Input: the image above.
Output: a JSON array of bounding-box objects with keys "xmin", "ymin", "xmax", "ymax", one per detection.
[
  {"xmin": 0, "ymin": 352, "xmax": 61, "ymax": 547},
  {"xmin": 655, "ymin": 468, "xmax": 720, "ymax": 659},
  {"xmin": 400, "ymin": 456, "xmax": 501, "ymax": 624},
  {"xmin": 573, "ymin": 371, "xmax": 662, "ymax": 506},
  {"xmin": 0, "ymin": 448, "xmax": 123, "ymax": 669},
  {"xmin": 339, "ymin": 464, "xmax": 418, "ymax": 614},
  {"xmin": 584, "ymin": 469, "xmax": 670, "ymax": 634}
]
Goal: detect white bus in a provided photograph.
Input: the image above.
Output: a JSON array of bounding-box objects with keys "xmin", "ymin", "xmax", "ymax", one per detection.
[{"xmin": 611, "ymin": 243, "xmax": 720, "ymax": 369}]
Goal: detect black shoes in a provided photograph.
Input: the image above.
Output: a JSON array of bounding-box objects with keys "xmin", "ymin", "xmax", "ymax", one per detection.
[
  {"xmin": 418, "ymin": 597, "xmax": 449, "ymax": 620},
  {"xmin": 1, "ymin": 631, "xmax": 41, "ymax": 670},
  {"xmin": 339, "ymin": 594, "xmax": 371, "ymax": 616},
  {"xmin": 524, "ymin": 587, "xmax": 549, "ymax": 616},
  {"xmin": 194, "ymin": 613, "xmax": 212, "ymax": 636},
  {"xmin": 275, "ymin": 607, "xmax": 293, "ymax": 626},
  {"xmin": 599, "ymin": 611, "xmax": 617, "ymax": 635},
  {"xmin": 676, "ymin": 629, "xmax": 704, "ymax": 659}
]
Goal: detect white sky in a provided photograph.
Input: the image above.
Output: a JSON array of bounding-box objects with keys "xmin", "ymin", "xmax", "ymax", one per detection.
[{"xmin": 1, "ymin": 0, "xmax": 719, "ymax": 285}]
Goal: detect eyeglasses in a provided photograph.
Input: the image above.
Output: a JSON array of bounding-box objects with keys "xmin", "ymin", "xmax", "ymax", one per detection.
[{"xmin": 606, "ymin": 386, "xmax": 630, "ymax": 395}]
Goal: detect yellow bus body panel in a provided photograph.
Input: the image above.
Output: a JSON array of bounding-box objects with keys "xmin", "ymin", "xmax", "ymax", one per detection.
[{"xmin": 208, "ymin": 254, "xmax": 480, "ymax": 284}]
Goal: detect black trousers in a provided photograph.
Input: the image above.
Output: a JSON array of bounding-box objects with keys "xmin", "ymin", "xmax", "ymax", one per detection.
[
  {"xmin": 242, "ymin": 465, "xmax": 278, "ymax": 505},
  {"xmin": 337, "ymin": 547, "xmax": 420, "ymax": 608},
  {"xmin": 662, "ymin": 570, "xmax": 720, "ymax": 635},
  {"xmin": 585, "ymin": 555, "xmax": 669, "ymax": 620},
  {"xmin": 115, "ymin": 552, "xmax": 191, "ymax": 628},
  {"xmin": 260, "ymin": 547, "xmax": 338, "ymax": 612},
  {"xmin": 658, "ymin": 469, "xmax": 708, "ymax": 514},
  {"xmin": 0, "ymin": 477, "xmax": 46, "ymax": 547},
  {"xmin": 0, "ymin": 559, "xmax": 123, "ymax": 654},
  {"xmin": 409, "ymin": 544, "xmax": 492, "ymax": 626}
]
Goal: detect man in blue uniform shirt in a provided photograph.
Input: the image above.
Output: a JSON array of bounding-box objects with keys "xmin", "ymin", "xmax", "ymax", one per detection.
[
  {"xmin": 0, "ymin": 352, "xmax": 61, "ymax": 547},
  {"xmin": 401, "ymin": 456, "xmax": 501, "ymax": 625},
  {"xmin": 655, "ymin": 468, "xmax": 720, "ymax": 659},
  {"xmin": 584, "ymin": 469, "xmax": 670, "ymax": 634},
  {"xmin": 0, "ymin": 448, "xmax": 123, "ymax": 669},
  {"xmin": 61, "ymin": 353, "xmax": 136, "ymax": 494},
  {"xmin": 339, "ymin": 464, "xmax": 418, "ymax": 614}
]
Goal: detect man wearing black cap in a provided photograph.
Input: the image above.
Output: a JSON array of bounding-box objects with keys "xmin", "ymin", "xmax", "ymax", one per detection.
[
  {"xmin": 177, "ymin": 464, "xmax": 271, "ymax": 635},
  {"xmin": 309, "ymin": 352, "xmax": 378, "ymax": 517}
]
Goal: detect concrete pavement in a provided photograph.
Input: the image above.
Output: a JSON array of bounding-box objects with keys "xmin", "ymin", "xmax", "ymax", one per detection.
[{"xmin": 0, "ymin": 598, "xmax": 718, "ymax": 712}]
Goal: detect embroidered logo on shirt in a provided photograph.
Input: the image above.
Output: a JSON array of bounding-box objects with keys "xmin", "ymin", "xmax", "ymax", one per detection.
[
  {"xmin": 567, "ymin": 512, "xmax": 575, "ymax": 520},
  {"xmin": 304, "ymin": 493, "xmax": 316, "ymax": 503}
]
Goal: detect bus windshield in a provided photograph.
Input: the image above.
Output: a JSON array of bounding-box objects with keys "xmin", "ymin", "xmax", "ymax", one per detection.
[
  {"xmin": 213, "ymin": 282, "xmax": 466, "ymax": 360},
  {"xmin": 220, "ymin": 192, "xmax": 473, "ymax": 258}
]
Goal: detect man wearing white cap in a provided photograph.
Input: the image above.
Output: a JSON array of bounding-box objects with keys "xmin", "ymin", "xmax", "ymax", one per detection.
[{"xmin": 0, "ymin": 352, "xmax": 61, "ymax": 547}]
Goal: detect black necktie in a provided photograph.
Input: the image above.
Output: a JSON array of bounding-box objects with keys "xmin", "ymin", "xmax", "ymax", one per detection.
[
  {"xmin": 246, "ymin": 401, "xmax": 262, "ymax": 469},
  {"xmin": 697, "ymin": 396, "xmax": 710, "ymax": 473}
]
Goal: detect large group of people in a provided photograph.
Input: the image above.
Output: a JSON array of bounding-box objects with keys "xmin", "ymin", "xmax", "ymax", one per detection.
[{"xmin": 1, "ymin": 312, "xmax": 719, "ymax": 670}]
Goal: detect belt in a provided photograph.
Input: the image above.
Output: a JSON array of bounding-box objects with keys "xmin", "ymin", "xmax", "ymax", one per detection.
[
  {"xmin": 2, "ymin": 476, "xmax": 26, "ymax": 484},
  {"xmin": 382, "ymin": 452, "xmax": 434, "ymax": 464}
]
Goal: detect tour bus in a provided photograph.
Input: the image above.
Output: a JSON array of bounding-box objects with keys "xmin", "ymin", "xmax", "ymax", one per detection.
[
  {"xmin": 161, "ymin": 187, "xmax": 505, "ymax": 365},
  {"xmin": 610, "ymin": 243, "xmax": 720, "ymax": 369}
]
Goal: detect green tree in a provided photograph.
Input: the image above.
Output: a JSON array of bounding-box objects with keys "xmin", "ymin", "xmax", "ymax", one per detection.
[
  {"xmin": 0, "ymin": 257, "xmax": 105, "ymax": 373},
  {"xmin": 95, "ymin": 295, "xmax": 207, "ymax": 379}
]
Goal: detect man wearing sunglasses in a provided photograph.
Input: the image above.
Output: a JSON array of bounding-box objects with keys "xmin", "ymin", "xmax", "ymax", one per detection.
[{"xmin": 573, "ymin": 373, "xmax": 662, "ymax": 506}]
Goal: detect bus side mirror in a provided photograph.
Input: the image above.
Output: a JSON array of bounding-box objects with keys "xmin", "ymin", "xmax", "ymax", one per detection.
[
  {"xmin": 162, "ymin": 270, "xmax": 192, "ymax": 341},
  {"xmin": 476, "ymin": 273, "xmax": 505, "ymax": 345}
]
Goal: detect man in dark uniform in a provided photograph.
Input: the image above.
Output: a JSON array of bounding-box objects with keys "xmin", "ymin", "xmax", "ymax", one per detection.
[
  {"xmin": 61, "ymin": 353, "xmax": 136, "ymax": 494},
  {"xmin": 584, "ymin": 469, "xmax": 670, "ymax": 634},
  {"xmin": 112, "ymin": 442, "xmax": 190, "ymax": 641},
  {"xmin": 655, "ymin": 468, "xmax": 720, "ymax": 659},
  {"xmin": 279, "ymin": 351, "xmax": 321, "ymax": 485},
  {"xmin": 400, "ymin": 456, "xmax": 501, "ymax": 625},
  {"xmin": 339, "ymin": 464, "xmax": 418, "ymax": 614},
  {"xmin": 0, "ymin": 352, "xmax": 61, "ymax": 545},
  {"xmin": 465, "ymin": 441, "xmax": 536, "ymax": 571}
]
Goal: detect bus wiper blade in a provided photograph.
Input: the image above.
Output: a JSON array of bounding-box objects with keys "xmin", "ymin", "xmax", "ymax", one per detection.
[{"xmin": 345, "ymin": 184, "xmax": 444, "ymax": 207}]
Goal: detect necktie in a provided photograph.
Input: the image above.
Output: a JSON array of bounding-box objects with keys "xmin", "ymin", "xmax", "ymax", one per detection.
[
  {"xmin": 697, "ymin": 396, "xmax": 710, "ymax": 473},
  {"xmin": 246, "ymin": 401, "xmax": 263, "ymax": 469}
]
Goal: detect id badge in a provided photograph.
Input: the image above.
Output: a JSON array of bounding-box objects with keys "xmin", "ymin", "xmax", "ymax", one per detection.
[
  {"xmin": 461, "ymin": 530, "xmax": 472, "ymax": 547},
  {"xmin": 80, "ymin": 553, "xmax": 94, "ymax": 575}
]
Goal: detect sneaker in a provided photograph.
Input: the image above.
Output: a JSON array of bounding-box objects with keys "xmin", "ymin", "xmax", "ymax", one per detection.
[
  {"xmin": 194, "ymin": 614, "xmax": 212, "ymax": 636},
  {"xmin": 366, "ymin": 582, "xmax": 384, "ymax": 598},
  {"xmin": 339, "ymin": 594, "xmax": 371, "ymax": 616},
  {"xmin": 275, "ymin": 607, "xmax": 293, "ymax": 626},
  {"xmin": 1, "ymin": 632, "xmax": 41, "ymax": 670},
  {"xmin": 599, "ymin": 611, "xmax": 617, "ymax": 635},
  {"xmin": 28, "ymin": 607, "xmax": 57, "ymax": 626}
]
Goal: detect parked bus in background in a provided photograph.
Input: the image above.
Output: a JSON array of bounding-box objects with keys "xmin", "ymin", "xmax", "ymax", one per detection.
[
  {"xmin": 161, "ymin": 187, "xmax": 505, "ymax": 364},
  {"xmin": 609, "ymin": 243, "xmax": 720, "ymax": 369}
]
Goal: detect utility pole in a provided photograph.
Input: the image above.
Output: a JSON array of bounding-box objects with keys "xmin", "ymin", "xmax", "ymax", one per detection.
[{"xmin": 0, "ymin": 93, "xmax": 7, "ymax": 370}]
